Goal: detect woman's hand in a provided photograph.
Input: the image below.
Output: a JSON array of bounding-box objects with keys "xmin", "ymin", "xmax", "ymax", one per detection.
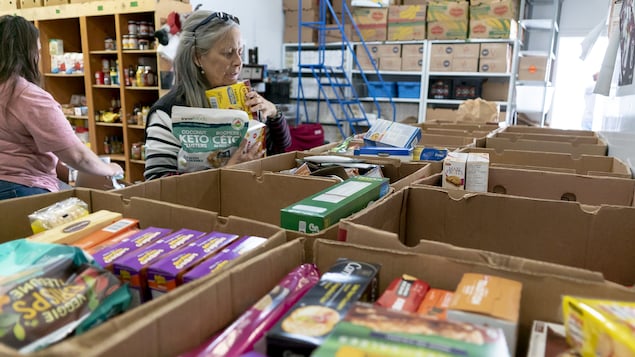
[
  {"xmin": 225, "ymin": 138, "xmax": 265, "ymax": 166},
  {"xmin": 245, "ymin": 90, "xmax": 276, "ymax": 119}
]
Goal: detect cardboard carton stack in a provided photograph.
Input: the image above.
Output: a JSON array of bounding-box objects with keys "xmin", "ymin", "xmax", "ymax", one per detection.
[
  {"xmin": 283, "ymin": 0, "xmax": 318, "ymax": 43},
  {"xmin": 387, "ymin": 4, "xmax": 427, "ymax": 41},
  {"xmin": 352, "ymin": 6, "xmax": 389, "ymax": 41},
  {"xmin": 401, "ymin": 43, "xmax": 424, "ymax": 71},
  {"xmin": 429, "ymin": 42, "xmax": 480, "ymax": 72},
  {"xmin": 479, "ymin": 42, "xmax": 511, "ymax": 73}
]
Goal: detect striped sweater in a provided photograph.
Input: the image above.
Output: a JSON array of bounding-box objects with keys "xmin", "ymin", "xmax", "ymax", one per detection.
[{"xmin": 144, "ymin": 91, "xmax": 291, "ymax": 181}]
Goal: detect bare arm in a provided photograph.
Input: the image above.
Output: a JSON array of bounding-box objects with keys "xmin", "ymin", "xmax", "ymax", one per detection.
[{"xmin": 54, "ymin": 142, "xmax": 123, "ymax": 177}]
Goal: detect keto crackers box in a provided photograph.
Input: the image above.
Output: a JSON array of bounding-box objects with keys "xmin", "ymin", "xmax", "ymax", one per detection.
[
  {"xmin": 312, "ymin": 302, "xmax": 510, "ymax": 357},
  {"xmin": 113, "ymin": 228, "xmax": 207, "ymax": 306},
  {"xmin": 280, "ymin": 176, "xmax": 390, "ymax": 233},
  {"xmin": 146, "ymin": 231, "xmax": 240, "ymax": 298},
  {"xmin": 91, "ymin": 227, "xmax": 173, "ymax": 270},
  {"xmin": 181, "ymin": 235, "xmax": 267, "ymax": 284},
  {"xmin": 266, "ymin": 258, "xmax": 381, "ymax": 357}
]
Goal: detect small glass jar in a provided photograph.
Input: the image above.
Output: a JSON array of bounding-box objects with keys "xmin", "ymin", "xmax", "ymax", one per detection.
[
  {"xmin": 143, "ymin": 66, "xmax": 156, "ymax": 86},
  {"xmin": 131, "ymin": 142, "xmax": 143, "ymax": 160},
  {"xmin": 104, "ymin": 37, "xmax": 115, "ymax": 51},
  {"xmin": 128, "ymin": 34, "xmax": 139, "ymax": 50},
  {"xmin": 138, "ymin": 38, "xmax": 150, "ymax": 50},
  {"xmin": 138, "ymin": 21, "xmax": 150, "ymax": 36},
  {"xmin": 128, "ymin": 20, "xmax": 138, "ymax": 35},
  {"xmin": 122, "ymin": 34, "xmax": 129, "ymax": 50}
]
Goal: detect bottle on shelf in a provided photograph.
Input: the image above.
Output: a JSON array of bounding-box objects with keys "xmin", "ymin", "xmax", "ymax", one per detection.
[{"xmin": 136, "ymin": 65, "xmax": 145, "ymax": 87}]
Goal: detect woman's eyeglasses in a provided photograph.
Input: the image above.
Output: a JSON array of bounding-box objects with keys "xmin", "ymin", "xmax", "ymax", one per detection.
[{"xmin": 193, "ymin": 12, "xmax": 239, "ymax": 49}]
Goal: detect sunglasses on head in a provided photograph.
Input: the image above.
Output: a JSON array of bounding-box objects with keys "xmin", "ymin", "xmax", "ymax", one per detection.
[{"xmin": 193, "ymin": 11, "xmax": 240, "ymax": 33}]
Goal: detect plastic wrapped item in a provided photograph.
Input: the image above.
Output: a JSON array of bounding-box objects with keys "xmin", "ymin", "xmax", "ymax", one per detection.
[
  {"xmin": 0, "ymin": 239, "xmax": 131, "ymax": 353},
  {"xmin": 28, "ymin": 197, "xmax": 89, "ymax": 234}
]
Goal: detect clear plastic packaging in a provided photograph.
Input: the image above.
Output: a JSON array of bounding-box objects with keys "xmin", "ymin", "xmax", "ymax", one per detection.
[{"xmin": 28, "ymin": 197, "xmax": 90, "ymax": 234}]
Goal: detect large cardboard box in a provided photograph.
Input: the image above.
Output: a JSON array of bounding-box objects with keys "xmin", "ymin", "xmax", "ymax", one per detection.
[
  {"xmin": 469, "ymin": 0, "xmax": 519, "ymax": 20},
  {"xmin": 365, "ymin": 43, "xmax": 402, "ymax": 57},
  {"xmin": 284, "ymin": 9, "xmax": 318, "ymax": 27},
  {"xmin": 427, "ymin": 0, "xmax": 469, "ymax": 21},
  {"xmin": 462, "ymin": 147, "xmax": 632, "ymax": 178},
  {"xmin": 338, "ymin": 185, "xmax": 635, "ymax": 286},
  {"xmin": 284, "ymin": 26, "xmax": 316, "ymax": 43},
  {"xmin": 482, "ymin": 78, "xmax": 510, "ymax": 100},
  {"xmin": 352, "ymin": 7, "xmax": 388, "ymax": 42},
  {"xmin": 518, "ymin": 55, "xmax": 548, "ymax": 81},
  {"xmin": 402, "ymin": 43, "xmax": 424, "ymax": 57},
  {"xmin": 378, "ymin": 56, "xmax": 401, "ymax": 70},
  {"xmin": 502, "ymin": 125, "xmax": 598, "ymax": 137},
  {"xmin": 283, "ymin": 0, "xmax": 317, "ymax": 10},
  {"xmin": 19, "ymin": 0, "xmax": 41, "ymax": 8},
  {"xmin": 387, "ymin": 5, "xmax": 426, "ymax": 41},
  {"xmin": 427, "ymin": 20, "xmax": 468, "ymax": 39},
  {"xmin": 401, "ymin": 55, "xmax": 423, "ymax": 71},
  {"xmin": 5, "ymin": 236, "xmax": 635, "ymax": 357},
  {"xmin": 414, "ymin": 166, "xmax": 635, "ymax": 206},
  {"xmin": 469, "ymin": 18, "xmax": 517, "ymax": 39},
  {"xmin": 486, "ymin": 132, "xmax": 608, "ymax": 156}
]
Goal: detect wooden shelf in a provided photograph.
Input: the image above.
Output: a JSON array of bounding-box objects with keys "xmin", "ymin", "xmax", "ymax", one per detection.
[
  {"xmin": 90, "ymin": 50, "xmax": 118, "ymax": 55},
  {"xmin": 122, "ymin": 49, "xmax": 157, "ymax": 54},
  {"xmin": 93, "ymin": 84, "xmax": 121, "ymax": 89},
  {"xmin": 130, "ymin": 159, "xmax": 146, "ymax": 164},
  {"xmin": 128, "ymin": 124, "xmax": 145, "ymax": 129},
  {"xmin": 108, "ymin": 154, "xmax": 126, "ymax": 161},
  {"xmin": 125, "ymin": 86, "xmax": 159, "ymax": 90},
  {"xmin": 66, "ymin": 115, "xmax": 89, "ymax": 120},
  {"xmin": 96, "ymin": 122, "xmax": 123, "ymax": 127},
  {"xmin": 44, "ymin": 73, "xmax": 85, "ymax": 77}
]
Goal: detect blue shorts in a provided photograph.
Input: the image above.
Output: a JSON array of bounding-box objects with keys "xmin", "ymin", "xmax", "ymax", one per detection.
[{"xmin": 0, "ymin": 180, "xmax": 50, "ymax": 201}]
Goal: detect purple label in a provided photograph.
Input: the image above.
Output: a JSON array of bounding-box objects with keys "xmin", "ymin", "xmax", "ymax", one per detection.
[
  {"xmin": 92, "ymin": 227, "xmax": 172, "ymax": 268},
  {"xmin": 146, "ymin": 232, "xmax": 240, "ymax": 291},
  {"xmin": 182, "ymin": 236, "xmax": 266, "ymax": 284}
]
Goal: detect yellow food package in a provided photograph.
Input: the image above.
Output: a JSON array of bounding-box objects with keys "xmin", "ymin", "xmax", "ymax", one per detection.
[
  {"xmin": 205, "ymin": 80, "xmax": 254, "ymax": 119},
  {"xmin": 562, "ymin": 295, "xmax": 635, "ymax": 357}
]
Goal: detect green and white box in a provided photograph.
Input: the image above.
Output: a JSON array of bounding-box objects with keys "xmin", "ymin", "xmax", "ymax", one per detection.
[{"xmin": 281, "ymin": 176, "xmax": 390, "ymax": 233}]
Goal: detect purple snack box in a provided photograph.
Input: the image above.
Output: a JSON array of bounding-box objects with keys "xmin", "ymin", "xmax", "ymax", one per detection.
[
  {"xmin": 91, "ymin": 227, "xmax": 173, "ymax": 270},
  {"xmin": 113, "ymin": 228, "xmax": 207, "ymax": 306},
  {"xmin": 182, "ymin": 236, "xmax": 267, "ymax": 284},
  {"xmin": 146, "ymin": 231, "xmax": 240, "ymax": 298}
]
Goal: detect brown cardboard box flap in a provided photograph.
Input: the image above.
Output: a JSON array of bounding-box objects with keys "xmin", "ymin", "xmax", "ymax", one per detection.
[{"xmin": 449, "ymin": 273, "xmax": 522, "ymax": 322}]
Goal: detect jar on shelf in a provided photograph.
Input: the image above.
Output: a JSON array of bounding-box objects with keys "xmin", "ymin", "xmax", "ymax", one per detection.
[
  {"xmin": 138, "ymin": 38, "xmax": 150, "ymax": 50},
  {"xmin": 104, "ymin": 37, "xmax": 115, "ymax": 51},
  {"xmin": 138, "ymin": 21, "xmax": 150, "ymax": 36},
  {"xmin": 122, "ymin": 35, "xmax": 129, "ymax": 50},
  {"xmin": 128, "ymin": 20, "xmax": 138, "ymax": 35},
  {"xmin": 94, "ymin": 70, "xmax": 104, "ymax": 85},
  {"xmin": 131, "ymin": 142, "xmax": 143, "ymax": 160},
  {"xmin": 129, "ymin": 34, "xmax": 139, "ymax": 50},
  {"xmin": 143, "ymin": 66, "xmax": 156, "ymax": 86}
]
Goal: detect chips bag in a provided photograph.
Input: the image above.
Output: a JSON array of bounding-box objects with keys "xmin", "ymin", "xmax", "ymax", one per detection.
[{"xmin": 0, "ymin": 239, "xmax": 131, "ymax": 353}]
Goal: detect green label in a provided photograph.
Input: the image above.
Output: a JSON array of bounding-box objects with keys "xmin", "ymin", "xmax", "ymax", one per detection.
[
  {"xmin": 97, "ymin": 5, "xmax": 103, "ymax": 10},
  {"xmin": 130, "ymin": 1, "xmax": 138, "ymax": 7},
  {"xmin": 55, "ymin": 9, "xmax": 60, "ymax": 13}
]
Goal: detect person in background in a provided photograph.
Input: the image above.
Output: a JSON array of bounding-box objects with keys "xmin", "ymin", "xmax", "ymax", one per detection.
[
  {"xmin": 0, "ymin": 15, "xmax": 123, "ymax": 200},
  {"xmin": 144, "ymin": 10, "xmax": 291, "ymax": 180}
]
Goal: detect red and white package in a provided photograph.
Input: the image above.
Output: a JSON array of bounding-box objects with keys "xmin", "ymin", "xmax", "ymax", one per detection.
[
  {"xmin": 375, "ymin": 274, "xmax": 430, "ymax": 313},
  {"xmin": 180, "ymin": 263, "xmax": 320, "ymax": 357}
]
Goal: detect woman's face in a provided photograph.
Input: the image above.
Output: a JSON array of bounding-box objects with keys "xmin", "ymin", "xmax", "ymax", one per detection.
[{"xmin": 198, "ymin": 27, "xmax": 243, "ymax": 88}]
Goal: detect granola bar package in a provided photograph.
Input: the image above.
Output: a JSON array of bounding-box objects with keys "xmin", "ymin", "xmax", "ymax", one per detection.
[{"xmin": 0, "ymin": 239, "xmax": 131, "ymax": 353}]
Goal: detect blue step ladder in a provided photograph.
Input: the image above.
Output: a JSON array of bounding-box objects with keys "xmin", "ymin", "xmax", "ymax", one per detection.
[{"xmin": 295, "ymin": 0, "xmax": 396, "ymax": 138}]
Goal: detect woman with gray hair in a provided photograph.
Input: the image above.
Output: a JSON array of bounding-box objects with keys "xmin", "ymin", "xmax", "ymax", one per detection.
[{"xmin": 144, "ymin": 10, "xmax": 291, "ymax": 180}]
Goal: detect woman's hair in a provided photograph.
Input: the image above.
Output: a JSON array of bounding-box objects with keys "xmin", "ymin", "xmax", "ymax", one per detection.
[
  {"xmin": 172, "ymin": 10, "xmax": 240, "ymax": 108},
  {"xmin": 0, "ymin": 15, "xmax": 41, "ymax": 86}
]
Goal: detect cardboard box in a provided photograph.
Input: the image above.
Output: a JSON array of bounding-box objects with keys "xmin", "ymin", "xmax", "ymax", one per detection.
[
  {"xmin": 280, "ymin": 176, "xmax": 390, "ymax": 233},
  {"xmin": 465, "ymin": 152, "xmax": 489, "ymax": 192},
  {"xmin": 526, "ymin": 321, "xmax": 569, "ymax": 357},
  {"xmin": 352, "ymin": 7, "xmax": 388, "ymax": 41},
  {"xmin": 378, "ymin": 55, "xmax": 401, "ymax": 70},
  {"xmin": 453, "ymin": 43, "xmax": 481, "ymax": 58},
  {"xmin": 429, "ymin": 54, "xmax": 453, "ymax": 71},
  {"xmin": 442, "ymin": 152, "xmax": 468, "ymax": 189},
  {"xmin": 451, "ymin": 57, "xmax": 479, "ymax": 72},
  {"xmin": 418, "ymin": 132, "xmax": 482, "ymax": 149},
  {"xmin": 6, "ymin": 235, "xmax": 635, "ymax": 357},
  {"xmin": 266, "ymin": 258, "xmax": 381, "ymax": 357},
  {"xmin": 518, "ymin": 56, "xmax": 548, "ymax": 81},
  {"xmin": 387, "ymin": 4, "xmax": 426, "ymax": 40},
  {"xmin": 417, "ymin": 121, "xmax": 501, "ymax": 133},
  {"xmin": 356, "ymin": 54, "xmax": 379, "ymax": 70},
  {"xmin": 479, "ymin": 42, "xmax": 511, "ymax": 59},
  {"xmin": 401, "ymin": 43, "xmax": 424, "ymax": 57},
  {"xmin": 448, "ymin": 273, "xmax": 522, "ymax": 352},
  {"xmin": 366, "ymin": 43, "xmax": 402, "ymax": 57},
  {"xmin": 427, "ymin": 0, "xmax": 469, "ymax": 21},
  {"xmin": 284, "ymin": 26, "xmax": 316, "ymax": 43},
  {"xmin": 401, "ymin": 55, "xmax": 423, "ymax": 71},
  {"xmin": 461, "ymin": 147, "xmax": 631, "ymax": 178},
  {"xmin": 502, "ymin": 125, "xmax": 597, "ymax": 137},
  {"xmin": 19, "ymin": 0, "xmax": 41, "ymax": 8},
  {"xmin": 469, "ymin": 0, "xmax": 518, "ymax": 20},
  {"xmin": 486, "ymin": 132, "xmax": 608, "ymax": 156},
  {"xmin": 283, "ymin": 0, "xmax": 317, "ymax": 10},
  {"xmin": 469, "ymin": 18, "xmax": 517, "ymax": 39},
  {"xmin": 479, "ymin": 58, "xmax": 509, "ymax": 72},
  {"xmin": 427, "ymin": 20, "xmax": 468, "ymax": 39},
  {"xmin": 284, "ymin": 9, "xmax": 318, "ymax": 27},
  {"xmin": 338, "ymin": 185, "xmax": 635, "ymax": 286},
  {"xmin": 425, "ymin": 107, "xmax": 460, "ymax": 121},
  {"xmin": 482, "ymin": 78, "xmax": 510, "ymax": 100}
]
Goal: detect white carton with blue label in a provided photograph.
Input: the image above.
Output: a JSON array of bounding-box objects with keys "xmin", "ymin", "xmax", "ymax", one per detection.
[{"xmin": 363, "ymin": 119, "xmax": 422, "ymax": 148}]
